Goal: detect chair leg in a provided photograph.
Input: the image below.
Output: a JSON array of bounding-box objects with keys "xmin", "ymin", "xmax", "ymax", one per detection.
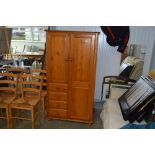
[
  {"xmin": 38, "ymin": 104, "xmax": 40, "ymax": 128},
  {"xmin": 32, "ymin": 109, "xmax": 35, "ymax": 129},
  {"xmin": 42, "ymin": 97, "xmax": 45, "ymax": 120},
  {"xmin": 9, "ymin": 108, "xmax": 13, "ymax": 129},
  {"xmin": 45, "ymin": 97, "xmax": 47, "ymax": 119},
  {"xmin": 8, "ymin": 107, "xmax": 11, "ymax": 129},
  {"xmin": 6, "ymin": 108, "xmax": 10, "ymax": 129},
  {"xmin": 101, "ymin": 82, "xmax": 104, "ymax": 100},
  {"xmin": 106, "ymin": 83, "xmax": 111, "ymax": 98}
]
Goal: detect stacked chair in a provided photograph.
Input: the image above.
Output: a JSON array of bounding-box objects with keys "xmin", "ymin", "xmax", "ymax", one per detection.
[
  {"xmin": 10, "ymin": 74, "xmax": 43, "ymax": 129},
  {"xmin": 0, "ymin": 73, "xmax": 18, "ymax": 128},
  {"xmin": 31, "ymin": 69, "xmax": 47, "ymax": 120},
  {"xmin": 6, "ymin": 67, "xmax": 29, "ymax": 74},
  {"xmin": 0, "ymin": 69, "xmax": 47, "ymax": 129}
]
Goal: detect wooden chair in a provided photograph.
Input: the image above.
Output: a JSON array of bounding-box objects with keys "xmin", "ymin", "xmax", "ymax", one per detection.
[
  {"xmin": 31, "ymin": 69, "xmax": 47, "ymax": 119},
  {"xmin": 10, "ymin": 74, "xmax": 43, "ymax": 129},
  {"xmin": 6, "ymin": 67, "xmax": 30, "ymax": 98},
  {"xmin": 0, "ymin": 73, "xmax": 18, "ymax": 128},
  {"xmin": 6, "ymin": 67, "xmax": 29, "ymax": 74}
]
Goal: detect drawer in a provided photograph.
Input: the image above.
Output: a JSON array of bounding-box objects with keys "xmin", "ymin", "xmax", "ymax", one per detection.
[
  {"xmin": 48, "ymin": 83, "xmax": 68, "ymax": 92},
  {"xmin": 48, "ymin": 100, "xmax": 67, "ymax": 109},
  {"xmin": 47, "ymin": 108, "xmax": 67, "ymax": 118},
  {"xmin": 48, "ymin": 92, "xmax": 67, "ymax": 101}
]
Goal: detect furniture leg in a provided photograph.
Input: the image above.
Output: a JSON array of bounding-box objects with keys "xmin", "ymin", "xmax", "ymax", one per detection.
[
  {"xmin": 6, "ymin": 108, "xmax": 10, "ymax": 129},
  {"xmin": 38, "ymin": 104, "xmax": 40, "ymax": 128},
  {"xmin": 44, "ymin": 97, "xmax": 47, "ymax": 119},
  {"xmin": 9, "ymin": 108, "xmax": 13, "ymax": 129},
  {"xmin": 8, "ymin": 106, "xmax": 12, "ymax": 129},
  {"xmin": 106, "ymin": 83, "xmax": 111, "ymax": 98},
  {"xmin": 32, "ymin": 109, "xmax": 35, "ymax": 129},
  {"xmin": 101, "ymin": 81, "xmax": 104, "ymax": 100},
  {"xmin": 42, "ymin": 97, "xmax": 45, "ymax": 120}
]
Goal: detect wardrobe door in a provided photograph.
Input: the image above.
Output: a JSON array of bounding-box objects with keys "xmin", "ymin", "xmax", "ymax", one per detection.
[
  {"xmin": 46, "ymin": 31, "xmax": 69, "ymax": 118},
  {"xmin": 68, "ymin": 32, "xmax": 98, "ymax": 122}
]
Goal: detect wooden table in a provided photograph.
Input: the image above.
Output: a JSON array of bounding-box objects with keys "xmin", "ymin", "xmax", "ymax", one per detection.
[{"xmin": 13, "ymin": 52, "xmax": 44, "ymax": 68}]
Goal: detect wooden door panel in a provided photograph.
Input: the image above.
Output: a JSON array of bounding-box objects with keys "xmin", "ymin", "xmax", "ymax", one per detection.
[
  {"xmin": 70, "ymin": 35, "xmax": 93, "ymax": 82},
  {"xmin": 71, "ymin": 81, "xmax": 89, "ymax": 88},
  {"xmin": 68, "ymin": 33, "xmax": 96, "ymax": 121},
  {"xmin": 69, "ymin": 87, "xmax": 89, "ymax": 120},
  {"xmin": 46, "ymin": 32, "xmax": 68, "ymax": 83}
]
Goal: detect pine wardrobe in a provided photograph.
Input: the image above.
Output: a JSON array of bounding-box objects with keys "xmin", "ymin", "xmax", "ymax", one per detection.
[{"xmin": 46, "ymin": 30, "xmax": 99, "ymax": 124}]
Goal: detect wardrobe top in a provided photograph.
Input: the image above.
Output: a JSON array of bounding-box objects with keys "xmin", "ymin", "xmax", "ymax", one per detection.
[{"xmin": 46, "ymin": 30, "xmax": 100, "ymax": 34}]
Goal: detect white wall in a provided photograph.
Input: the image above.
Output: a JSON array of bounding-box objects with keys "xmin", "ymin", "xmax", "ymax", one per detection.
[{"xmin": 150, "ymin": 37, "xmax": 155, "ymax": 70}]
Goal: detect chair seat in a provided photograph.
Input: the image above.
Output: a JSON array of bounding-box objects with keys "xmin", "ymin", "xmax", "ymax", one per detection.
[
  {"xmin": 11, "ymin": 97, "xmax": 40, "ymax": 109},
  {"xmin": 0, "ymin": 72, "xmax": 18, "ymax": 128},
  {"xmin": 0, "ymin": 94, "xmax": 15, "ymax": 107}
]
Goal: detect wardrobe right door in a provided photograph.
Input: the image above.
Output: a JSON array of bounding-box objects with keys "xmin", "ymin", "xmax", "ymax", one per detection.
[{"xmin": 68, "ymin": 32, "xmax": 98, "ymax": 123}]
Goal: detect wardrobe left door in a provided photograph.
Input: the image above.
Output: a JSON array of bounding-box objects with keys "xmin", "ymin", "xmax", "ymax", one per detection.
[{"xmin": 46, "ymin": 31, "xmax": 69, "ymax": 119}]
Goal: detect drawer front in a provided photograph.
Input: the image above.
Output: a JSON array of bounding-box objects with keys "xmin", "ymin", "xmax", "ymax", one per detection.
[
  {"xmin": 47, "ymin": 108, "xmax": 67, "ymax": 118},
  {"xmin": 48, "ymin": 100, "xmax": 67, "ymax": 109},
  {"xmin": 48, "ymin": 83, "xmax": 68, "ymax": 92},
  {"xmin": 48, "ymin": 92, "xmax": 67, "ymax": 101}
]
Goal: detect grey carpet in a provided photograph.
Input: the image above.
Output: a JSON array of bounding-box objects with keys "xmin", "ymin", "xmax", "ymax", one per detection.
[{"xmin": 0, "ymin": 102, "xmax": 104, "ymax": 129}]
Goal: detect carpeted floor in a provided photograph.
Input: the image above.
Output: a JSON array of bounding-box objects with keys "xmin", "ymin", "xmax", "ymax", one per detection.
[{"xmin": 0, "ymin": 102, "xmax": 104, "ymax": 129}]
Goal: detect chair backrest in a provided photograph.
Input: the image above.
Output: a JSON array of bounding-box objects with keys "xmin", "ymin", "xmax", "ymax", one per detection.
[
  {"xmin": 31, "ymin": 69, "xmax": 47, "ymax": 90},
  {"xmin": 6, "ymin": 67, "xmax": 29, "ymax": 74},
  {"xmin": 20, "ymin": 74, "xmax": 43, "ymax": 99},
  {"xmin": 0, "ymin": 73, "xmax": 18, "ymax": 97}
]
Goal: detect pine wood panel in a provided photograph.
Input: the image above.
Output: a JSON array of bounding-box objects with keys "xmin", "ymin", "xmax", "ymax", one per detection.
[
  {"xmin": 69, "ymin": 87, "xmax": 89, "ymax": 120},
  {"xmin": 48, "ymin": 100, "xmax": 67, "ymax": 109},
  {"xmin": 48, "ymin": 109, "xmax": 67, "ymax": 118},
  {"xmin": 68, "ymin": 33, "xmax": 97, "ymax": 121},
  {"xmin": 46, "ymin": 32, "xmax": 69, "ymax": 83},
  {"xmin": 70, "ymin": 35, "xmax": 92, "ymax": 81},
  {"xmin": 48, "ymin": 83, "xmax": 68, "ymax": 92}
]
